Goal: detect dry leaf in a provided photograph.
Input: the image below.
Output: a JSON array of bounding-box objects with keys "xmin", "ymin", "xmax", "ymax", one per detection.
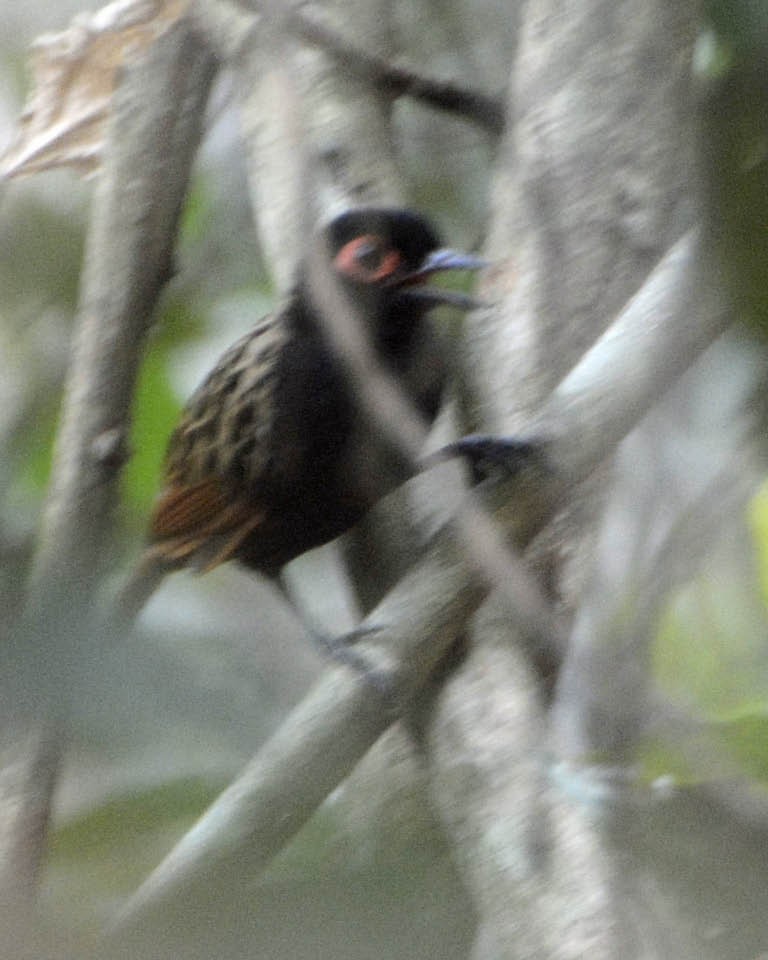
[{"xmin": 1, "ymin": 0, "xmax": 188, "ymax": 179}]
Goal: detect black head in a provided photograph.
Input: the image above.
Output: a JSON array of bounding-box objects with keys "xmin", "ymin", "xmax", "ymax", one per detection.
[
  {"xmin": 327, "ymin": 207, "xmax": 442, "ymax": 279},
  {"xmin": 305, "ymin": 207, "xmax": 484, "ymax": 352}
]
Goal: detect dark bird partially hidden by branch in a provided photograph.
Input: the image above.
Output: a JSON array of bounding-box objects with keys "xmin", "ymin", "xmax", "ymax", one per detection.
[{"xmin": 117, "ymin": 207, "xmax": 484, "ymax": 676}]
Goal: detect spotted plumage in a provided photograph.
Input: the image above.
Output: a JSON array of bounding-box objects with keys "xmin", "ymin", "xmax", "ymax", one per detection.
[{"xmin": 118, "ymin": 207, "xmax": 483, "ymax": 623}]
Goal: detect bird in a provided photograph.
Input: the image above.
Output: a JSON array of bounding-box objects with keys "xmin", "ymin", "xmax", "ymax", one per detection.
[{"xmin": 117, "ymin": 207, "xmax": 484, "ymax": 663}]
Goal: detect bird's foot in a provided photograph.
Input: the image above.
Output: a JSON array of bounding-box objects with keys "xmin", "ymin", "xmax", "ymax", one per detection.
[
  {"xmin": 427, "ymin": 433, "xmax": 547, "ymax": 484},
  {"xmin": 309, "ymin": 624, "xmax": 395, "ymax": 705}
]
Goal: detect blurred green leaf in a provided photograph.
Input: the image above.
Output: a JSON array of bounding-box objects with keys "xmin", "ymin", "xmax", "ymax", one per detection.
[
  {"xmin": 716, "ymin": 708, "xmax": 768, "ymax": 781},
  {"xmin": 121, "ymin": 292, "xmax": 210, "ymax": 521},
  {"xmin": 178, "ymin": 174, "xmax": 214, "ymax": 248},
  {"xmin": 748, "ymin": 479, "xmax": 768, "ymax": 607},
  {"xmin": 655, "ymin": 571, "xmax": 768, "ymax": 715},
  {"xmin": 637, "ymin": 710, "xmax": 768, "ymax": 788},
  {"xmin": 51, "ymin": 777, "xmax": 220, "ymax": 865},
  {"xmin": 46, "ymin": 776, "xmax": 223, "ymax": 927},
  {"xmin": 13, "ymin": 398, "xmax": 59, "ymax": 496},
  {"xmin": 636, "ymin": 738, "xmax": 699, "ymax": 787},
  {"xmin": 121, "ymin": 347, "xmax": 181, "ymax": 518},
  {"xmin": 149, "ymin": 292, "xmax": 207, "ymax": 352}
]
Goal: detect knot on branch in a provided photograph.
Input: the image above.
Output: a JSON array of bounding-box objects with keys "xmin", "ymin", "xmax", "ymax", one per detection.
[{"xmin": 90, "ymin": 427, "xmax": 129, "ymax": 473}]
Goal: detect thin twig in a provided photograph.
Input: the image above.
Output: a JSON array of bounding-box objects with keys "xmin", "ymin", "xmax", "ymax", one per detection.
[{"xmin": 292, "ymin": 4, "xmax": 505, "ymax": 135}]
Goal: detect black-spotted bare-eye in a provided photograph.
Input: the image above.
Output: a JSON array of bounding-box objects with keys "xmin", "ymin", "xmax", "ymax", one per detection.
[{"xmin": 333, "ymin": 234, "xmax": 403, "ymax": 284}]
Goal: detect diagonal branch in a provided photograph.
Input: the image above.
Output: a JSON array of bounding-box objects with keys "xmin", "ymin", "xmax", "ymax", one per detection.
[
  {"xmin": 534, "ymin": 230, "xmax": 723, "ymax": 480},
  {"xmin": 189, "ymin": 0, "xmax": 505, "ymax": 136},
  {"xmin": 291, "ymin": 4, "xmax": 505, "ymax": 135}
]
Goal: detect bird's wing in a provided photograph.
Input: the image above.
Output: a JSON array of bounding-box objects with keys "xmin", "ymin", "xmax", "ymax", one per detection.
[
  {"xmin": 143, "ymin": 317, "xmax": 291, "ymax": 573},
  {"xmin": 149, "ymin": 476, "xmax": 265, "ymax": 572}
]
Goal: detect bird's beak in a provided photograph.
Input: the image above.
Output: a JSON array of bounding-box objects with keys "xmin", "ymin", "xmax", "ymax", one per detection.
[
  {"xmin": 414, "ymin": 249, "xmax": 488, "ymax": 277},
  {"xmin": 400, "ymin": 248, "xmax": 488, "ymax": 309}
]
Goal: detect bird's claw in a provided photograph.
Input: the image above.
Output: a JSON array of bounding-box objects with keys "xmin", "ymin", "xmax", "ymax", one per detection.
[
  {"xmin": 309, "ymin": 624, "xmax": 396, "ymax": 705},
  {"xmin": 427, "ymin": 433, "xmax": 547, "ymax": 483}
]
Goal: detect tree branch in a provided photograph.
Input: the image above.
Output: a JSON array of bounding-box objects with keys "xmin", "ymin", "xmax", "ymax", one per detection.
[
  {"xmin": 291, "ymin": 3, "xmax": 505, "ymax": 135},
  {"xmin": 437, "ymin": 0, "xmax": 705, "ymax": 946},
  {"xmin": 535, "ymin": 231, "xmax": 725, "ymax": 481},
  {"xmin": 26, "ymin": 21, "xmax": 216, "ymax": 614},
  {"xmin": 0, "ymin": 14, "xmax": 215, "ymax": 932}
]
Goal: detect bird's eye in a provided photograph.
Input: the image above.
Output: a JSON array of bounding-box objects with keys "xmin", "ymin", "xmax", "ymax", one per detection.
[{"xmin": 334, "ymin": 234, "xmax": 403, "ymax": 283}]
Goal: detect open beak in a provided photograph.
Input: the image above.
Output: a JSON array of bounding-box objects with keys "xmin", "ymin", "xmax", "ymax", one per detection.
[{"xmin": 401, "ymin": 248, "xmax": 488, "ymax": 309}]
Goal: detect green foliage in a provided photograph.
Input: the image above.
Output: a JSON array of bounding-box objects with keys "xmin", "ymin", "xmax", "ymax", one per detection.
[
  {"xmin": 45, "ymin": 777, "xmax": 223, "ymax": 926},
  {"xmin": 653, "ymin": 489, "xmax": 768, "ymax": 715},
  {"xmin": 636, "ymin": 738, "xmax": 700, "ymax": 787},
  {"xmin": 748, "ymin": 479, "xmax": 768, "ymax": 606},
  {"xmin": 637, "ymin": 709, "xmax": 768, "ymax": 791},
  {"xmin": 13, "ymin": 396, "xmax": 60, "ymax": 498},
  {"xmin": 120, "ymin": 291, "xmax": 210, "ymax": 521},
  {"xmin": 647, "ymin": 489, "xmax": 768, "ymax": 787},
  {"xmin": 121, "ymin": 347, "xmax": 181, "ymax": 518},
  {"xmin": 716, "ymin": 708, "xmax": 768, "ymax": 781},
  {"xmin": 178, "ymin": 168, "xmax": 215, "ymax": 249},
  {"xmin": 654, "ymin": 575, "xmax": 765, "ymax": 716}
]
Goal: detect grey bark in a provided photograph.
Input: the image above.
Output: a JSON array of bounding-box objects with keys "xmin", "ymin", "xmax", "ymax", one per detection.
[
  {"xmin": 440, "ymin": 1, "xmax": 702, "ymax": 957},
  {"xmin": 0, "ymin": 13, "xmax": 216, "ymax": 942}
]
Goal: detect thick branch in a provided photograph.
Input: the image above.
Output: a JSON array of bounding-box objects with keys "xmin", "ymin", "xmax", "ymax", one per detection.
[
  {"xmin": 0, "ymin": 15, "xmax": 215, "ymax": 926},
  {"xmin": 27, "ymin": 21, "xmax": 216, "ymax": 610}
]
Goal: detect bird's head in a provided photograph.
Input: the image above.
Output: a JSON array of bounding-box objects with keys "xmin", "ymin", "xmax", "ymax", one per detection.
[{"xmin": 304, "ymin": 207, "xmax": 485, "ymax": 355}]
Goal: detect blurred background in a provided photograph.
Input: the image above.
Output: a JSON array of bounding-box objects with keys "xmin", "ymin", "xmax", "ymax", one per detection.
[{"xmin": 3, "ymin": 1, "xmax": 768, "ymax": 957}]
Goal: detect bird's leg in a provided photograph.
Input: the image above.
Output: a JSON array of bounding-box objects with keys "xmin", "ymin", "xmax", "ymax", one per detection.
[{"xmin": 274, "ymin": 571, "xmax": 393, "ymax": 701}]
